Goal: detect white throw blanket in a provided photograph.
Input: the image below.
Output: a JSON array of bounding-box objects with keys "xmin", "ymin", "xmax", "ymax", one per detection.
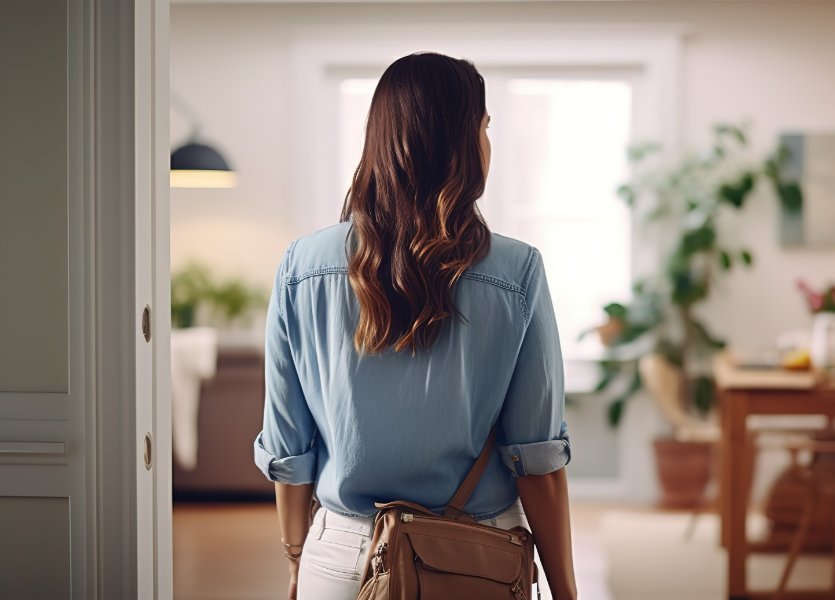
[{"xmin": 171, "ymin": 327, "xmax": 218, "ymax": 470}]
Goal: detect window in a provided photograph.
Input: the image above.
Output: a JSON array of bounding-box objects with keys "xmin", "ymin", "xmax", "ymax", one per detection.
[
  {"xmin": 338, "ymin": 79, "xmax": 378, "ymax": 198},
  {"xmin": 337, "ymin": 73, "xmax": 634, "ymax": 361},
  {"xmin": 486, "ymin": 76, "xmax": 634, "ymax": 360}
]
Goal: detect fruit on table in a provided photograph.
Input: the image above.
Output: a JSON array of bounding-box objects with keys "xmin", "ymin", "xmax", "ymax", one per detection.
[{"xmin": 782, "ymin": 349, "xmax": 811, "ymax": 370}]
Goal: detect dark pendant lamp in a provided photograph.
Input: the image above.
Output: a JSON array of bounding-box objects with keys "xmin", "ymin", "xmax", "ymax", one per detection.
[{"xmin": 170, "ymin": 92, "xmax": 238, "ymax": 189}]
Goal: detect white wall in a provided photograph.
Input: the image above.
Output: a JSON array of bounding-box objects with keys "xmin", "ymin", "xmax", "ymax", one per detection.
[
  {"xmin": 170, "ymin": 1, "xmax": 835, "ymax": 500},
  {"xmin": 171, "ymin": 0, "xmax": 835, "ymax": 344}
]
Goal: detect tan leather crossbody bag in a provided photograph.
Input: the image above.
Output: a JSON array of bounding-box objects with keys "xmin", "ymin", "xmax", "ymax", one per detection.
[{"xmin": 350, "ymin": 425, "xmax": 540, "ymax": 600}]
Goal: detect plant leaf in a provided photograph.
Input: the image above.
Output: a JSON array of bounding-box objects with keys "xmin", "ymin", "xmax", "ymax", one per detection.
[
  {"xmin": 681, "ymin": 225, "xmax": 717, "ymax": 254},
  {"xmin": 606, "ymin": 370, "xmax": 643, "ymax": 428},
  {"xmin": 714, "ymin": 124, "xmax": 747, "ymax": 145},
  {"xmin": 778, "ymin": 182, "xmax": 803, "ymax": 213},
  {"xmin": 627, "ymin": 369, "xmax": 642, "ymax": 395},
  {"xmin": 718, "ymin": 172, "xmax": 755, "ymax": 209},
  {"xmin": 691, "ymin": 376, "xmax": 715, "ymax": 416},
  {"xmin": 690, "ymin": 318, "xmax": 727, "ymax": 350},
  {"xmin": 670, "ymin": 268, "xmax": 710, "ymax": 305},
  {"xmin": 603, "ymin": 302, "xmax": 628, "ymax": 320},
  {"xmin": 594, "ymin": 371, "xmax": 616, "ymax": 393},
  {"xmin": 626, "ymin": 141, "xmax": 662, "ymax": 163},
  {"xmin": 740, "ymin": 249, "xmax": 753, "ymax": 266},
  {"xmin": 607, "ymin": 398, "xmax": 625, "ymax": 428},
  {"xmin": 655, "ymin": 339, "xmax": 684, "ymax": 367},
  {"xmin": 617, "ymin": 184, "xmax": 636, "ymax": 206}
]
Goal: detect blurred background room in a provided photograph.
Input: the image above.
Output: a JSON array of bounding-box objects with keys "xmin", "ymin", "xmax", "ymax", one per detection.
[{"xmin": 168, "ymin": 1, "xmax": 835, "ymax": 599}]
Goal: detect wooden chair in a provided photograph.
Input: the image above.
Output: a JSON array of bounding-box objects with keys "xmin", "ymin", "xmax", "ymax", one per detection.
[
  {"xmin": 759, "ymin": 433, "xmax": 835, "ymax": 599},
  {"xmin": 638, "ymin": 354, "xmax": 828, "ymax": 544}
]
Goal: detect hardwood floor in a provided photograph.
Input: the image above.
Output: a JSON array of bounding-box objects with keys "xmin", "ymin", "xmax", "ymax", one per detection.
[
  {"xmin": 173, "ymin": 499, "xmax": 835, "ymax": 599},
  {"xmin": 174, "ymin": 502, "xmax": 286, "ymax": 600},
  {"xmin": 173, "ymin": 499, "xmax": 617, "ymax": 600}
]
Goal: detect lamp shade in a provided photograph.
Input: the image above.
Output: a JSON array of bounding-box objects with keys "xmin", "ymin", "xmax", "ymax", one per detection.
[{"xmin": 170, "ymin": 142, "xmax": 237, "ymax": 188}]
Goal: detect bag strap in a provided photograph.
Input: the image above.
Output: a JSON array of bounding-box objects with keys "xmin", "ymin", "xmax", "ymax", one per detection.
[{"xmin": 443, "ymin": 424, "xmax": 497, "ymax": 521}]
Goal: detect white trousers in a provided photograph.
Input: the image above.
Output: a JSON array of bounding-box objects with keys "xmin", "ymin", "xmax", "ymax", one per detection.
[{"xmin": 296, "ymin": 497, "xmax": 550, "ymax": 600}]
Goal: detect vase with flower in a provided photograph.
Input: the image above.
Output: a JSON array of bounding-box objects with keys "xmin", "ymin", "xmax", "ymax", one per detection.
[{"xmin": 797, "ymin": 279, "xmax": 835, "ymax": 372}]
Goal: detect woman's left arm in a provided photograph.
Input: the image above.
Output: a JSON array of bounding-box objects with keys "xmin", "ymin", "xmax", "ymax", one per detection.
[{"xmin": 275, "ymin": 482, "xmax": 315, "ymax": 600}]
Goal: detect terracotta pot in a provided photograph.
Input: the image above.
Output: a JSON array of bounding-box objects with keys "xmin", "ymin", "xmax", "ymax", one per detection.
[
  {"xmin": 652, "ymin": 437, "xmax": 714, "ymax": 509},
  {"xmin": 595, "ymin": 317, "xmax": 624, "ymax": 346}
]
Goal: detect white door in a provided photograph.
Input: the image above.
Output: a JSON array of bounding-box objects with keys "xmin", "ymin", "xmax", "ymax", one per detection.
[
  {"xmin": 0, "ymin": 0, "xmax": 172, "ymax": 598},
  {"xmin": 0, "ymin": 1, "xmax": 96, "ymax": 596}
]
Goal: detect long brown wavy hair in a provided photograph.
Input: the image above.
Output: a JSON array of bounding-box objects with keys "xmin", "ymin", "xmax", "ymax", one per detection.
[{"xmin": 339, "ymin": 52, "xmax": 491, "ymax": 356}]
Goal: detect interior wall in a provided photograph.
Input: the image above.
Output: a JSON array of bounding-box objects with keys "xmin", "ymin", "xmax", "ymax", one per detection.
[
  {"xmin": 171, "ymin": 0, "xmax": 835, "ymax": 348},
  {"xmin": 170, "ymin": 1, "xmax": 835, "ymax": 498}
]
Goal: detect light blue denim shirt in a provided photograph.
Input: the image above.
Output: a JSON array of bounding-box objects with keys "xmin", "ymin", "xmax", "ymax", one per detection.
[{"xmin": 253, "ymin": 220, "xmax": 571, "ymax": 519}]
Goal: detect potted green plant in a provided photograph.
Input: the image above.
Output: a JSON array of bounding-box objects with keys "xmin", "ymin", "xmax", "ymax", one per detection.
[
  {"xmin": 171, "ymin": 261, "xmax": 213, "ymax": 329},
  {"xmin": 580, "ymin": 124, "xmax": 770, "ymax": 507},
  {"xmin": 171, "ymin": 261, "xmax": 269, "ymax": 333},
  {"xmin": 206, "ymin": 279, "xmax": 270, "ymax": 328}
]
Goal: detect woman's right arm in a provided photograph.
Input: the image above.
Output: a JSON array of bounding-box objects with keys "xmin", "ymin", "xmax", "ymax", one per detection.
[
  {"xmin": 497, "ymin": 247, "xmax": 576, "ymax": 597},
  {"xmin": 516, "ymin": 467, "xmax": 577, "ymax": 600}
]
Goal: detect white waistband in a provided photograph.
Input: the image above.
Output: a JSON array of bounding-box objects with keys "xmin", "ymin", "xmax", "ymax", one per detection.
[
  {"xmin": 312, "ymin": 497, "xmax": 524, "ymax": 535},
  {"xmin": 313, "ymin": 506, "xmax": 376, "ymax": 535}
]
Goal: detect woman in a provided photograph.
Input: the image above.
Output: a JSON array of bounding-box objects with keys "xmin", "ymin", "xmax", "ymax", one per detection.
[{"xmin": 254, "ymin": 51, "xmax": 577, "ymax": 600}]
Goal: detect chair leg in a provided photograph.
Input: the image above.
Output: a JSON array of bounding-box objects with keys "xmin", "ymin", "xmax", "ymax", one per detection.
[
  {"xmin": 831, "ymin": 504, "xmax": 835, "ymax": 595},
  {"xmin": 683, "ymin": 510, "xmax": 698, "ymax": 541},
  {"xmin": 775, "ymin": 485, "xmax": 817, "ymax": 600},
  {"xmin": 684, "ymin": 443, "xmax": 721, "ymax": 543},
  {"xmin": 742, "ymin": 432, "xmax": 757, "ymax": 512}
]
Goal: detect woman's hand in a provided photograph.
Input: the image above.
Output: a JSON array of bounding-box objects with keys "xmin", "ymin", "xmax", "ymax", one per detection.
[
  {"xmin": 274, "ymin": 482, "xmax": 315, "ymax": 599},
  {"xmin": 287, "ymin": 556, "xmax": 300, "ymax": 600}
]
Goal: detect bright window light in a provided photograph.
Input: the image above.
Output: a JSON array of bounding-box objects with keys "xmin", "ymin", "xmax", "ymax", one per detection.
[{"xmin": 499, "ymin": 78, "xmax": 633, "ymax": 359}]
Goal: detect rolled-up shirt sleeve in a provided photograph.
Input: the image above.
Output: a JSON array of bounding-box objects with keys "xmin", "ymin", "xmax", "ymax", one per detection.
[
  {"xmin": 497, "ymin": 247, "xmax": 572, "ymax": 478},
  {"xmin": 253, "ymin": 240, "xmax": 319, "ymax": 485}
]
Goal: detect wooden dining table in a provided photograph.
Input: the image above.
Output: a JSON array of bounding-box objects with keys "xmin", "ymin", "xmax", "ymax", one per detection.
[{"xmin": 714, "ymin": 352, "xmax": 835, "ymax": 600}]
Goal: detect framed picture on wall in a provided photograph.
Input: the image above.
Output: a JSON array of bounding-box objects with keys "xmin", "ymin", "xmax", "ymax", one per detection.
[{"xmin": 777, "ymin": 132, "xmax": 835, "ymax": 248}]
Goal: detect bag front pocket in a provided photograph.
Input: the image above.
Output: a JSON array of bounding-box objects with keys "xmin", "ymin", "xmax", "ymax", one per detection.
[
  {"xmin": 415, "ymin": 559, "xmax": 525, "ymax": 600},
  {"xmin": 407, "ymin": 532, "xmax": 525, "ymax": 599}
]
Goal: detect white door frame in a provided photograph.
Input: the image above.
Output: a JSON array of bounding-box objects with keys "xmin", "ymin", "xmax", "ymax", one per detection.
[
  {"xmin": 94, "ymin": 0, "xmax": 171, "ymax": 597},
  {"xmin": 136, "ymin": 0, "xmax": 173, "ymax": 597}
]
